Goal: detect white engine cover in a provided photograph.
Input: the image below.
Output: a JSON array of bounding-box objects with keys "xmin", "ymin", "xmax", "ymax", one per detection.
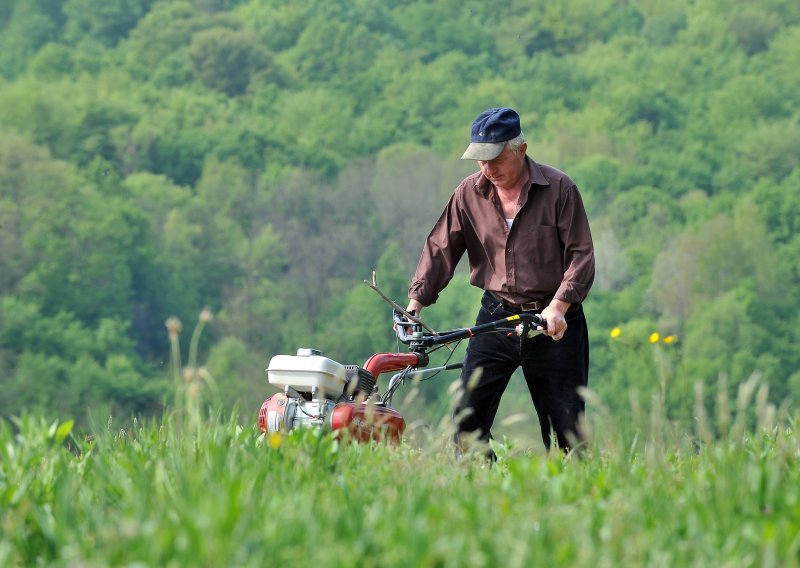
[{"xmin": 267, "ymin": 349, "xmax": 347, "ymax": 396}]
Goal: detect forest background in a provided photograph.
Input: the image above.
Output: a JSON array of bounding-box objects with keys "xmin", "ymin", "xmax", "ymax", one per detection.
[{"xmin": 0, "ymin": 0, "xmax": 798, "ymax": 442}]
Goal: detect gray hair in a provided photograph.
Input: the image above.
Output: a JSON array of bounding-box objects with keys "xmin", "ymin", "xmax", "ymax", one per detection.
[{"xmin": 506, "ymin": 132, "xmax": 526, "ymax": 155}]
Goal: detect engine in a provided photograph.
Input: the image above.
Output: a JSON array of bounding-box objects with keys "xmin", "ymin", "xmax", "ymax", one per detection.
[
  {"xmin": 259, "ymin": 392, "xmax": 338, "ymax": 433},
  {"xmin": 258, "ymin": 348, "xmax": 404, "ymax": 442}
]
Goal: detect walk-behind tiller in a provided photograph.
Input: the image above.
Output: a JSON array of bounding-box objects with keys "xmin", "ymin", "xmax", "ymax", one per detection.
[{"xmin": 258, "ymin": 282, "xmax": 546, "ymax": 444}]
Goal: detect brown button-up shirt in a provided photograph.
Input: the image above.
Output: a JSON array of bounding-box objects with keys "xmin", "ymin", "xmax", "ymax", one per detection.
[{"xmin": 409, "ymin": 156, "xmax": 594, "ymax": 307}]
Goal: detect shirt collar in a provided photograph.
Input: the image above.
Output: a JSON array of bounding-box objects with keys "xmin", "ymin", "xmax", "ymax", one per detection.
[
  {"xmin": 527, "ymin": 157, "xmax": 549, "ymax": 186},
  {"xmin": 473, "ymin": 156, "xmax": 549, "ymax": 197}
]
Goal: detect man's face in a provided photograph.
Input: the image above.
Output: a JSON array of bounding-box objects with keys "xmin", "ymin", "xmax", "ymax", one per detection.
[{"xmin": 478, "ymin": 143, "xmax": 527, "ymax": 188}]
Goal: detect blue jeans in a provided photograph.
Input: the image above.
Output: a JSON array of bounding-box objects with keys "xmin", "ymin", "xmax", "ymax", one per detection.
[{"xmin": 454, "ymin": 292, "xmax": 589, "ymax": 451}]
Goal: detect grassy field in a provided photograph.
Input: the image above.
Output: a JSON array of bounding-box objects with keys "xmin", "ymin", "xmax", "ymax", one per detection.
[{"xmin": 1, "ymin": 381, "xmax": 799, "ymax": 567}]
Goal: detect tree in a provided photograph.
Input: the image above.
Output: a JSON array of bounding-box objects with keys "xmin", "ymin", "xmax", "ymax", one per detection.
[
  {"xmin": 206, "ymin": 336, "xmax": 270, "ymax": 419},
  {"xmin": 312, "ymin": 243, "xmax": 407, "ymax": 365},
  {"xmin": 647, "ymin": 200, "xmax": 781, "ymax": 324},
  {"xmin": 215, "ymin": 225, "xmax": 287, "ymax": 354},
  {"xmin": 368, "ymin": 144, "xmax": 449, "ymax": 270},
  {"xmin": 0, "ymin": 132, "xmax": 142, "ymax": 323},
  {"xmin": 63, "ymin": 0, "xmax": 154, "ymax": 46},
  {"xmin": 736, "ymin": 120, "xmax": 800, "ymax": 183},
  {"xmin": 752, "ymin": 170, "xmax": 800, "ymax": 246},
  {"xmin": 124, "ymin": 2, "xmax": 231, "ymax": 82},
  {"xmin": 0, "ymin": 297, "xmax": 166, "ymax": 423},
  {"xmin": 0, "ymin": 2, "xmax": 61, "ymax": 78},
  {"xmin": 728, "ymin": 6, "xmax": 781, "ymax": 55},
  {"xmin": 28, "ymin": 43, "xmax": 73, "ymax": 79},
  {"xmin": 187, "ymin": 27, "xmax": 270, "ymax": 95}
]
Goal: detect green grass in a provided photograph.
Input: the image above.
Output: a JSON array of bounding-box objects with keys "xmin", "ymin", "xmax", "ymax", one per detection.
[{"xmin": 1, "ymin": 389, "xmax": 799, "ymax": 567}]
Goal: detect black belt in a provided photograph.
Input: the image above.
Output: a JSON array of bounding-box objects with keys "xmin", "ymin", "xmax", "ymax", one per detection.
[{"xmin": 487, "ymin": 291, "xmax": 548, "ymax": 312}]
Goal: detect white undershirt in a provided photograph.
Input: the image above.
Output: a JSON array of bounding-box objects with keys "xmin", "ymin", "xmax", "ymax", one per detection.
[{"xmin": 506, "ymin": 218, "xmax": 514, "ymax": 229}]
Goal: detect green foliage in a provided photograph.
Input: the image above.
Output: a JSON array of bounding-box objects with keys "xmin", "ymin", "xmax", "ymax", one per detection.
[
  {"xmin": 392, "ymin": 2, "xmax": 496, "ymax": 60},
  {"xmin": 0, "ymin": 297, "xmax": 167, "ymax": 421},
  {"xmin": 0, "ymin": 1, "xmax": 63, "ymax": 78},
  {"xmin": 123, "ymin": 2, "xmax": 232, "ymax": 85},
  {"xmin": 62, "ymin": 0, "xmax": 154, "ymax": 47},
  {"xmin": 187, "ymin": 26, "xmax": 270, "ymax": 95},
  {"xmin": 285, "ymin": 18, "xmax": 385, "ymax": 85},
  {"xmin": 609, "ymin": 185, "xmax": 683, "ymax": 244},
  {"xmin": 313, "ymin": 244, "xmax": 408, "ymax": 366},
  {"xmin": 27, "ymin": 43, "xmax": 74, "ymax": 80},
  {"xmin": 206, "ymin": 336, "xmax": 271, "ymax": 417},
  {"xmin": 753, "ymin": 170, "xmax": 800, "ymax": 246},
  {"xmin": 647, "ymin": 200, "xmax": 782, "ymax": 322},
  {"xmin": 0, "ymin": 76, "xmax": 140, "ymax": 168}
]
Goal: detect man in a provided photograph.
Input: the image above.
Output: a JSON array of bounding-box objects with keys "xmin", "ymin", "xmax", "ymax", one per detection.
[{"xmin": 406, "ymin": 107, "xmax": 595, "ymax": 453}]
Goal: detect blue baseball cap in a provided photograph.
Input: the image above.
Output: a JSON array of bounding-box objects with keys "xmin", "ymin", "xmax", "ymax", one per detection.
[{"xmin": 461, "ymin": 107, "xmax": 522, "ymax": 160}]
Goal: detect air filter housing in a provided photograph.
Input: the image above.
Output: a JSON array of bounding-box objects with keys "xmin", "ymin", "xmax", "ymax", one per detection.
[{"xmin": 343, "ymin": 365, "xmax": 376, "ymax": 399}]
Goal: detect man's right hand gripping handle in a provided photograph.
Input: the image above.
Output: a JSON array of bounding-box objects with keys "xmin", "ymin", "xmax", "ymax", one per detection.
[{"xmin": 405, "ymin": 299, "xmax": 424, "ymax": 319}]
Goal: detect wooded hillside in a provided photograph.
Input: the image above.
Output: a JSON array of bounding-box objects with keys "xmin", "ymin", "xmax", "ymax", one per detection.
[{"xmin": 1, "ymin": 0, "xmax": 798, "ymax": 427}]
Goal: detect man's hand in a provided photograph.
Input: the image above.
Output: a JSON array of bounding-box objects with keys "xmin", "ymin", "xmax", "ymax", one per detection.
[
  {"xmin": 405, "ymin": 299, "xmax": 424, "ymax": 318},
  {"xmin": 541, "ymin": 299, "xmax": 570, "ymax": 341},
  {"xmin": 400, "ymin": 299, "xmax": 425, "ymax": 336}
]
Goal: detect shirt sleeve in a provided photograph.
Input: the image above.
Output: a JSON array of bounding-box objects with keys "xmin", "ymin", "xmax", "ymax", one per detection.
[
  {"xmin": 408, "ymin": 189, "xmax": 468, "ymax": 307},
  {"xmin": 554, "ymin": 184, "xmax": 595, "ymax": 305}
]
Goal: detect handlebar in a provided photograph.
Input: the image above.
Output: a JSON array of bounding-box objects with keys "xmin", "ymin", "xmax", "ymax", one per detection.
[
  {"xmin": 361, "ymin": 309, "xmax": 546, "ymax": 399},
  {"xmin": 393, "ymin": 310, "xmax": 547, "ymax": 350}
]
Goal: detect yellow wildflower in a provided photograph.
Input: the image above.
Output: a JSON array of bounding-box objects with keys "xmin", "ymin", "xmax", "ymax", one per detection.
[
  {"xmin": 268, "ymin": 431, "xmax": 283, "ymax": 449},
  {"xmin": 663, "ymin": 335, "xmax": 676, "ymax": 344},
  {"xmin": 649, "ymin": 332, "xmax": 660, "ymax": 344},
  {"xmin": 610, "ymin": 327, "xmax": 621, "ymax": 339}
]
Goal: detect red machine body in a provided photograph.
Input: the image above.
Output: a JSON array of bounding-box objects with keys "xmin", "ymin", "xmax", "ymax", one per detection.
[
  {"xmin": 329, "ymin": 402, "xmax": 405, "ymax": 443},
  {"xmin": 258, "ymin": 392, "xmax": 289, "ymax": 434}
]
